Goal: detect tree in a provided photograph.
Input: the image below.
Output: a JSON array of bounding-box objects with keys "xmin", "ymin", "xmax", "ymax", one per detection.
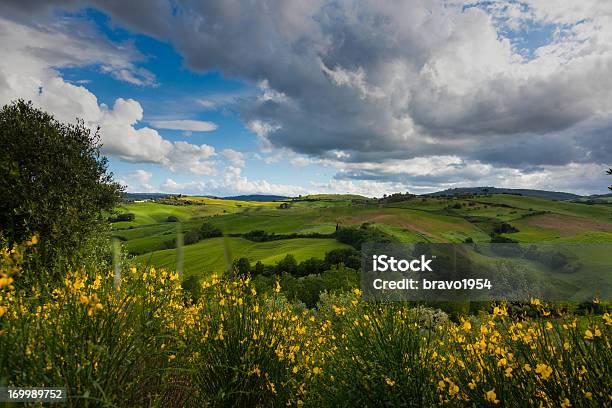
[
  {"xmin": 275, "ymin": 254, "xmax": 297, "ymax": 275},
  {"xmin": 233, "ymin": 257, "xmax": 251, "ymax": 278},
  {"xmin": 608, "ymin": 168, "xmax": 612, "ymax": 190},
  {"xmin": 183, "ymin": 230, "xmax": 201, "ymax": 245},
  {"xmin": 200, "ymin": 222, "xmax": 222, "ymax": 239},
  {"xmin": 0, "ymin": 100, "xmax": 123, "ymax": 276},
  {"xmin": 254, "ymin": 260, "xmax": 265, "ymax": 275}
]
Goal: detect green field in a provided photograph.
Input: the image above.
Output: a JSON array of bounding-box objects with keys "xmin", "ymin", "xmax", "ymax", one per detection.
[
  {"xmin": 112, "ymin": 194, "xmax": 612, "ymax": 278},
  {"xmin": 134, "ymin": 237, "xmax": 349, "ymax": 277}
]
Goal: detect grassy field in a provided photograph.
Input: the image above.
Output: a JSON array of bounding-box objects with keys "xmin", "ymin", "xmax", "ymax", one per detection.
[
  {"xmin": 112, "ymin": 193, "xmax": 612, "ymax": 277},
  {"xmin": 134, "ymin": 237, "xmax": 349, "ymax": 277}
]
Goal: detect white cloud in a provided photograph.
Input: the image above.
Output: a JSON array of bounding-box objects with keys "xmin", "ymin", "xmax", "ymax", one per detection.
[
  {"xmin": 161, "ymin": 168, "xmax": 306, "ymax": 197},
  {"xmin": 101, "ymin": 66, "xmax": 157, "ymax": 87},
  {"xmin": 161, "ymin": 178, "xmax": 206, "ymax": 193},
  {"xmin": 320, "ymin": 61, "xmax": 385, "ymax": 99},
  {"xmin": 0, "ymin": 16, "xmax": 156, "ymax": 88},
  {"xmin": 119, "ymin": 169, "xmax": 155, "ymax": 192},
  {"xmin": 131, "ymin": 169, "xmax": 153, "ymax": 184},
  {"xmin": 150, "ymin": 119, "xmax": 217, "ymax": 132},
  {"xmin": 215, "ymin": 166, "xmax": 306, "ymax": 196},
  {"xmin": 166, "ymin": 141, "xmax": 217, "ymax": 175},
  {"xmin": 290, "ymin": 156, "xmax": 313, "ymax": 167},
  {"xmin": 222, "ymin": 148, "xmax": 245, "ymax": 167},
  {"xmin": 0, "ymin": 17, "xmax": 215, "ymax": 176},
  {"xmin": 196, "ymin": 98, "xmax": 216, "ymax": 109},
  {"xmin": 246, "ymin": 120, "xmax": 280, "ymax": 152}
]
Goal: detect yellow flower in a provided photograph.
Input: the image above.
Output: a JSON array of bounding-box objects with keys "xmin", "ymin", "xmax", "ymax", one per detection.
[
  {"xmin": 462, "ymin": 319, "xmax": 472, "ymax": 331},
  {"xmin": 535, "ymin": 363, "xmax": 552, "ymax": 380},
  {"xmin": 0, "ymin": 305, "xmax": 6, "ymax": 317},
  {"xmin": 505, "ymin": 367, "xmax": 513, "ymax": 378},
  {"xmin": 268, "ymin": 382, "xmax": 276, "ymax": 394},
  {"xmin": 584, "ymin": 392, "xmax": 592, "ymax": 400},
  {"xmin": 312, "ymin": 367, "xmax": 322, "ymax": 375},
  {"xmin": 545, "ymin": 322, "xmax": 553, "ymax": 331},
  {"xmin": 0, "ymin": 276, "xmax": 13, "ymax": 288},
  {"xmin": 530, "ymin": 298, "xmax": 541, "ymax": 306},
  {"xmin": 274, "ymin": 281, "xmax": 281, "ymax": 293},
  {"xmin": 385, "ymin": 377, "xmax": 395, "ymax": 386},
  {"xmin": 584, "ymin": 329, "xmax": 593, "ymax": 340},
  {"xmin": 485, "ymin": 389, "xmax": 499, "ymax": 404},
  {"xmin": 468, "ymin": 381, "xmax": 476, "ymax": 390},
  {"xmin": 560, "ymin": 398, "xmax": 571, "ymax": 408},
  {"xmin": 79, "ymin": 295, "xmax": 89, "ymax": 304}
]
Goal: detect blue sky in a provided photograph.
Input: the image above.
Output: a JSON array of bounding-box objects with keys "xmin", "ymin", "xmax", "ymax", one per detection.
[
  {"xmin": 0, "ymin": 1, "xmax": 610, "ymax": 196},
  {"xmin": 50, "ymin": 7, "xmax": 339, "ymax": 196}
]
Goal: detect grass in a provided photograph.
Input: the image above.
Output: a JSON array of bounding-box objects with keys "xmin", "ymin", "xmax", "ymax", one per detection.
[
  {"xmin": 474, "ymin": 195, "xmax": 612, "ymax": 222},
  {"xmin": 134, "ymin": 237, "xmax": 350, "ymax": 277},
  {"xmin": 112, "ymin": 194, "xmax": 612, "ymax": 278}
]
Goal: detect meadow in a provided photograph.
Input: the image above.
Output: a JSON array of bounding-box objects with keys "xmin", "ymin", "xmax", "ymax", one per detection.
[{"xmin": 112, "ymin": 193, "xmax": 612, "ymax": 278}]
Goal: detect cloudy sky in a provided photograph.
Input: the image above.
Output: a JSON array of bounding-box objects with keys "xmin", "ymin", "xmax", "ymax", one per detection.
[{"xmin": 1, "ymin": 0, "xmax": 611, "ymax": 196}]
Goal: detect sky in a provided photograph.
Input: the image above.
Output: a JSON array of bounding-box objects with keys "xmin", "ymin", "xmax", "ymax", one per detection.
[{"xmin": 0, "ymin": 0, "xmax": 611, "ymax": 197}]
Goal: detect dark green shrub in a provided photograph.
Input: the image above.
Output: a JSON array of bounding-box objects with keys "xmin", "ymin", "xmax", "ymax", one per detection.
[
  {"xmin": 183, "ymin": 230, "xmax": 200, "ymax": 245},
  {"xmin": 200, "ymin": 222, "xmax": 222, "ymax": 239}
]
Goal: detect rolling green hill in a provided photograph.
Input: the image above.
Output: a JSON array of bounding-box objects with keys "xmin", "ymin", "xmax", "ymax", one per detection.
[
  {"xmin": 134, "ymin": 237, "xmax": 350, "ymax": 277},
  {"xmin": 112, "ymin": 193, "xmax": 612, "ymax": 278}
]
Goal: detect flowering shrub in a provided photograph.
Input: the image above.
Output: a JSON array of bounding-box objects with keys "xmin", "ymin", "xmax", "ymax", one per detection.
[{"xmin": 0, "ymin": 240, "xmax": 610, "ymax": 406}]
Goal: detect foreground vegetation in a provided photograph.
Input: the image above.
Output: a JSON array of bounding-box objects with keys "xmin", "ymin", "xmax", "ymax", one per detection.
[{"xmin": 1, "ymin": 240, "xmax": 610, "ymax": 407}]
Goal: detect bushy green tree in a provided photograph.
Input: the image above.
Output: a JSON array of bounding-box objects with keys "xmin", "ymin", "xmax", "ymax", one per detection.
[
  {"xmin": 200, "ymin": 222, "xmax": 222, "ymax": 239},
  {"xmin": 0, "ymin": 100, "xmax": 123, "ymax": 279},
  {"xmin": 183, "ymin": 230, "xmax": 201, "ymax": 245},
  {"xmin": 233, "ymin": 257, "xmax": 251, "ymax": 278},
  {"xmin": 275, "ymin": 254, "xmax": 297, "ymax": 274}
]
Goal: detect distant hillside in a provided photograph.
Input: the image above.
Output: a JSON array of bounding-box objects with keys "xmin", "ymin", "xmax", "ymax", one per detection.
[
  {"xmin": 222, "ymin": 194, "xmax": 290, "ymax": 202},
  {"xmin": 299, "ymin": 194, "xmax": 371, "ymax": 201},
  {"xmin": 123, "ymin": 193, "xmax": 170, "ymax": 202},
  {"xmin": 427, "ymin": 187, "xmax": 582, "ymax": 201},
  {"xmin": 589, "ymin": 193, "xmax": 612, "ymax": 199}
]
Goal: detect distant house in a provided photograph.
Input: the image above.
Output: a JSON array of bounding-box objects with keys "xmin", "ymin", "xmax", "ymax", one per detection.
[{"xmin": 133, "ymin": 199, "xmax": 148, "ymax": 203}]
